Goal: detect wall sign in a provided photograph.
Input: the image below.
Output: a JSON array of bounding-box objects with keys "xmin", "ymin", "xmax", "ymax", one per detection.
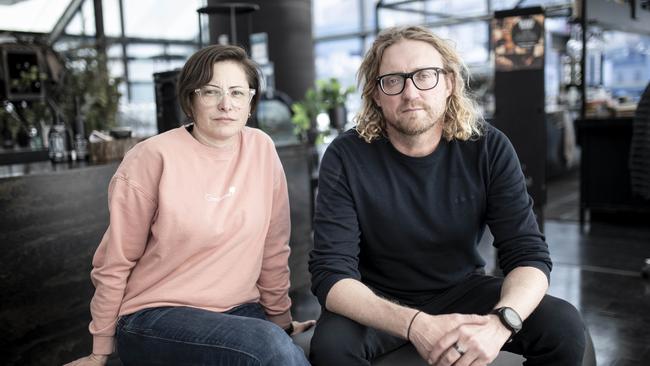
[{"xmin": 492, "ymin": 13, "xmax": 545, "ymax": 72}]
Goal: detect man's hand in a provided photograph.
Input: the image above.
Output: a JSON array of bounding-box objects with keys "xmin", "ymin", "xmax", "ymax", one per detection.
[
  {"xmin": 426, "ymin": 314, "xmax": 511, "ymax": 366},
  {"xmin": 63, "ymin": 354, "xmax": 108, "ymax": 366},
  {"xmin": 408, "ymin": 313, "xmax": 489, "ymax": 364}
]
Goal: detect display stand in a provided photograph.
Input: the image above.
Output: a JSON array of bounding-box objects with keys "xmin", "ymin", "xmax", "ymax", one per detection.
[
  {"xmin": 197, "ymin": 3, "xmax": 259, "ymax": 49},
  {"xmin": 492, "ymin": 6, "xmax": 547, "ymax": 231}
]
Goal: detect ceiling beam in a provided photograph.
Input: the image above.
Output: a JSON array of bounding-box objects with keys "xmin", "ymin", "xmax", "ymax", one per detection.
[{"xmin": 47, "ymin": 0, "xmax": 85, "ymax": 46}]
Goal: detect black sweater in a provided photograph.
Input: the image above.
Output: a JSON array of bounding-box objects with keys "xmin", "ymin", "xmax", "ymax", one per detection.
[{"xmin": 309, "ymin": 124, "xmax": 552, "ymax": 307}]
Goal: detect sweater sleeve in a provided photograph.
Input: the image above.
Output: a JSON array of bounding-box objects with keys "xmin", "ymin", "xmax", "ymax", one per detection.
[
  {"xmin": 88, "ymin": 149, "xmax": 159, "ymax": 355},
  {"xmin": 485, "ymin": 128, "xmax": 552, "ymax": 281},
  {"xmin": 257, "ymin": 149, "xmax": 293, "ymax": 329},
  {"xmin": 309, "ymin": 141, "xmax": 362, "ymax": 307}
]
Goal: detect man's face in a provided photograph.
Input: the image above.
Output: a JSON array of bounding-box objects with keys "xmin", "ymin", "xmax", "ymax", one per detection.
[{"xmin": 373, "ymin": 39, "xmax": 452, "ymax": 137}]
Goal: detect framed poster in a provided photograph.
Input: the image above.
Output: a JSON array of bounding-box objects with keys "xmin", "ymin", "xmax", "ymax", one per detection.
[{"xmin": 492, "ymin": 13, "xmax": 545, "ymax": 72}]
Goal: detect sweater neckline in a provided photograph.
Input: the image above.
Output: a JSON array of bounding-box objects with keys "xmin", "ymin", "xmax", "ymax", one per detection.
[
  {"xmin": 179, "ymin": 124, "xmax": 241, "ymax": 160},
  {"xmin": 383, "ymin": 136, "xmax": 447, "ymax": 165}
]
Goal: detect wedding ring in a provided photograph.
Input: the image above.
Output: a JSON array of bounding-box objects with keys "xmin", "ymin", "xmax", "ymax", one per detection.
[{"xmin": 452, "ymin": 342, "xmax": 465, "ymax": 356}]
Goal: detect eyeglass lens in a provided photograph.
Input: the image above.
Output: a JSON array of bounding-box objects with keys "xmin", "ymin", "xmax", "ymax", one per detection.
[{"xmin": 196, "ymin": 87, "xmax": 254, "ymax": 107}]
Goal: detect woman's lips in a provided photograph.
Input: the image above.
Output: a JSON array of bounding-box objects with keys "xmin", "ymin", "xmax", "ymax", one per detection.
[{"xmin": 211, "ymin": 117, "xmax": 236, "ymax": 122}]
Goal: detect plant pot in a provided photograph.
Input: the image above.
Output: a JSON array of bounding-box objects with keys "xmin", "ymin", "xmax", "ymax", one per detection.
[{"xmin": 328, "ymin": 106, "xmax": 347, "ymax": 132}]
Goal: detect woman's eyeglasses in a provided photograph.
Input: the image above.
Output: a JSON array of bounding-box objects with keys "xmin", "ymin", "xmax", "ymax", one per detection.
[{"xmin": 194, "ymin": 86, "xmax": 256, "ymax": 107}]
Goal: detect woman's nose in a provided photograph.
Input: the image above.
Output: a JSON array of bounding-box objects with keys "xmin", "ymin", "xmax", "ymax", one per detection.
[{"xmin": 217, "ymin": 93, "xmax": 233, "ymax": 111}]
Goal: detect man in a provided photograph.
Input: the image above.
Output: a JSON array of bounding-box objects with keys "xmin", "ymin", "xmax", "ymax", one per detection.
[{"xmin": 309, "ymin": 25, "xmax": 585, "ymax": 366}]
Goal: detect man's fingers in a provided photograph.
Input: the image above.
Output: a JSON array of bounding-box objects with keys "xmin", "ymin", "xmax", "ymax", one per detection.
[
  {"xmin": 451, "ymin": 313, "xmax": 489, "ymax": 325},
  {"xmin": 465, "ymin": 314, "xmax": 489, "ymax": 324},
  {"xmin": 429, "ymin": 345, "xmax": 462, "ymax": 366},
  {"xmin": 427, "ymin": 330, "xmax": 460, "ymax": 365}
]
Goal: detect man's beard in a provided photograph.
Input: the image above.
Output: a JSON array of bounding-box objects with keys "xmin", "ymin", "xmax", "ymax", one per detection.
[{"xmin": 386, "ymin": 103, "xmax": 441, "ymax": 136}]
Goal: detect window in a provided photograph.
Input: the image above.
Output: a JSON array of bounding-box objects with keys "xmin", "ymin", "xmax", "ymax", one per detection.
[{"xmin": 313, "ymin": 0, "xmax": 361, "ymax": 37}]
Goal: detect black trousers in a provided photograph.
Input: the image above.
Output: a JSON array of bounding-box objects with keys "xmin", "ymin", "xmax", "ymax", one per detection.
[{"xmin": 310, "ymin": 274, "xmax": 586, "ymax": 366}]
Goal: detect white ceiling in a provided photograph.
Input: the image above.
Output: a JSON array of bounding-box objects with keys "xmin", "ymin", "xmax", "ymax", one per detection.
[{"xmin": 0, "ymin": 0, "xmax": 29, "ymax": 5}]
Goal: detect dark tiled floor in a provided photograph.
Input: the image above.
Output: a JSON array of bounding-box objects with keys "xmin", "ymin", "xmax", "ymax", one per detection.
[{"xmin": 291, "ymin": 171, "xmax": 650, "ymax": 366}]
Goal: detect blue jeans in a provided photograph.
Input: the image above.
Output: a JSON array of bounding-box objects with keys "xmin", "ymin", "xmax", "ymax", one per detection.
[{"xmin": 116, "ymin": 303, "xmax": 309, "ymax": 366}]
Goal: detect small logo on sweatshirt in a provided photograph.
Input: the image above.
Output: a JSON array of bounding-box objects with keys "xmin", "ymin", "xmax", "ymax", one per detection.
[{"xmin": 205, "ymin": 186, "xmax": 236, "ymax": 202}]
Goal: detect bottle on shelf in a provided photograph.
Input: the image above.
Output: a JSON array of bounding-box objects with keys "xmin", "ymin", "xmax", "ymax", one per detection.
[
  {"xmin": 48, "ymin": 118, "xmax": 72, "ymax": 163},
  {"xmin": 73, "ymin": 98, "xmax": 89, "ymax": 161},
  {"xmin": 1, "ymin": 119, "xmax": 14, "ymax": 149}
]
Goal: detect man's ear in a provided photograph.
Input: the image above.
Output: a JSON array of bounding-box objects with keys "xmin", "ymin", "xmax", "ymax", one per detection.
[
  {"xmin": 373, "ymin": 89, "xmax": 382, "ymax": 108},
  {"xmin": 445, "ymin": 72, "xmax": 454, "ymax": 99}
]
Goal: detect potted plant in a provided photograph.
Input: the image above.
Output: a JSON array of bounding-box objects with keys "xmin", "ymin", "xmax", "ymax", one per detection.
[
  {"xmin": 318, "ymin": 78, "xmax": 354, "ymax": 132},
  {"xmin": 53, "ymin": 51, "xmax": 122, "ymax": 135},
  {"xmin": 291, "ymin": 78, "xmax": 354, "ymax": 143},
  {"xmin": 291, "ymin": 87, "xmax": 324, "ymax": 144}
]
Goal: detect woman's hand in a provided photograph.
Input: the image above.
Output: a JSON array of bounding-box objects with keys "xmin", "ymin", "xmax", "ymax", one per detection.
[
  {"xmin": 289, "ymin": 319, "xmax": 316, "ymax": 335},
  {"xmin": 63, "ymin": 354, "xmax": 108, "ymax": 366}
]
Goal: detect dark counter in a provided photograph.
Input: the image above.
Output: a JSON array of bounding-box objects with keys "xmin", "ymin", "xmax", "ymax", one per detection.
[
  {"xmin": 0, "ymin": 143, "xmax": 313, "ymax": 366},
  {"xmin": 575, "ymin": 117, "xmax": 650, "ymax": 224},
  {"xmin": 0, "ymin": 160, "xmax": 118, "ymax": 365}
]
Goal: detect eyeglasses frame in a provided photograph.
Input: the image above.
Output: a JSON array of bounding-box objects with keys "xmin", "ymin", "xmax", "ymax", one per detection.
[
  {"xmin": 193, "ymin": 86, "xmax": 256, "ymax": 107},
  {"xmin": 376, "ymin": 67, "xmax": 448, "ymax": 96}
]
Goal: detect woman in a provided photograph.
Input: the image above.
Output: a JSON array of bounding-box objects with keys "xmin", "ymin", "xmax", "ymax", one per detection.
[{"xmin": 65, "ymin": 45, "xmax": 313, "ymax": 366}]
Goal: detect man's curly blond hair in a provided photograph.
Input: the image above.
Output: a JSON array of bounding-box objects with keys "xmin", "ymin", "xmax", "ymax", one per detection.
[{"xmin": 355, "ymin": 25, "xmax": 484, "ymax": 143}]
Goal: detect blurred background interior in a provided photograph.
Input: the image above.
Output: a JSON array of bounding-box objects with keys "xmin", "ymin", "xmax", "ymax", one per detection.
[{"xmin": 1, "ymin": 0, "xmax": 649, "ymax": 365}]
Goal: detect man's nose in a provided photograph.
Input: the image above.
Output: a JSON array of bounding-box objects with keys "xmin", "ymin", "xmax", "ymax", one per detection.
[{"xmin": 401, "ymin": 78, "xmax": 420, "ymax": 100}]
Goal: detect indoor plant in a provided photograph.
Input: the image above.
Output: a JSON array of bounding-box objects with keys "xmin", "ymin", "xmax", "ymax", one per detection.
[{"xmin": 291, "ymin": 77, "xmax": 354, "ymax": 143}]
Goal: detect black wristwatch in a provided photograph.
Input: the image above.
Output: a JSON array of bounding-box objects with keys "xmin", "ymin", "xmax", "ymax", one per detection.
[
  {"xmin": 284, "ymin": 322, "xmax": 294, "ymax": 335},
  {"xmin": 491, "ymin": 307, "xmax": 522, "ymax": 342}
]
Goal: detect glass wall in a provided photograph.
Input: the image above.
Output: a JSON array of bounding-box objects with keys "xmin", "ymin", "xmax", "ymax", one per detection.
[
  {"xmin": 51, "ymin": 0, "xmax": 204, "ymax": 137},
  {"xmin": 312, "ymin": 0, "xmax": 649, "ymax": 121},
  {"xmin": 601, "ymin": 31, "xmax": 650, "ymax": 101}
]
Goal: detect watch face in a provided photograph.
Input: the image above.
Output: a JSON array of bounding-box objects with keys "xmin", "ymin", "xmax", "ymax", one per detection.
[{"xmin": 503, "ymin": 308, "xmax": 522, "ymax": 329}]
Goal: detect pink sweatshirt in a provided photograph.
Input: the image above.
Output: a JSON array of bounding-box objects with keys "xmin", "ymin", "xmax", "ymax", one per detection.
[{"xmin": 88, "ymin": 126, "xmax": 292, "ymax": 355}]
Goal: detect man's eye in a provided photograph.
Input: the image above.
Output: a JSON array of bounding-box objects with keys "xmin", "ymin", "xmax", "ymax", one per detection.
[
  {"xmin": 384, "ymin": 77, "xmax": 401, "ymax": 85},
  {"xmin": 416, "ymin": 71, "xmax": 434, "ymax": 80}
]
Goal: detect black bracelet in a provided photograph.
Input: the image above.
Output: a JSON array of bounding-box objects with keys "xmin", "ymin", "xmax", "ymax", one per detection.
[
  {"xmin": 406, "ymin": 310, "xmax": 422, "ymax": 341},
  {"xmin": 284, "ymin": 322, "xmax": 294, "ymax": 335}
]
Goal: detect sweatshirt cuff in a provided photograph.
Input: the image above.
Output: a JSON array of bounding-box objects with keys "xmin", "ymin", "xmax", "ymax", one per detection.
[
  {"xmin": 314, "ymin": 273, "xmax": 354, "ymax": 307},
  {"xmin": 267, "ymin": 311, "xmax": 292, "ymax": 329},
  {"xmin": 92, "ymin": 335, "xmax": 115, "ymax": 355}
]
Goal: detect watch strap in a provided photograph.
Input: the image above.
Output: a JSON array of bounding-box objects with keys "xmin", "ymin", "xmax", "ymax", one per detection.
[{"xmin": 491, "ymin": 307, "xmax": 521, "ymax": 342}]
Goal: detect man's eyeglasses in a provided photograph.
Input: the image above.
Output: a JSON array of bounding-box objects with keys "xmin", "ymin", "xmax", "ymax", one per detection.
[
  {"xmin": 376, "ymin": 67, "xmax": 447, "ymax": 96},
  {"xmin": 194, "ymin": 86, "xmax": 256, "ymax": 108}
]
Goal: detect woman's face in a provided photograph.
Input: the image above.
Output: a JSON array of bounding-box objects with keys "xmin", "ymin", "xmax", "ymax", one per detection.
[{"xmin": 190, "ymin": 61, "xmax": 254, "ymax": 147}]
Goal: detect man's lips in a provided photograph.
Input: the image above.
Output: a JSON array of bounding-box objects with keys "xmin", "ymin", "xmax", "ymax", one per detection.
[
  {"xmin": 401, "ymin": 107, "xmax": 424, "ymax": 113},
  {"xmin": 401, "ymin": 103, "xmax": 429, "ymax": 113}
]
